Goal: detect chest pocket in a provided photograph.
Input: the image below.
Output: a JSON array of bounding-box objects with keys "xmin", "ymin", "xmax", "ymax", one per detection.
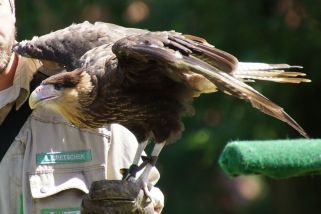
[{"xmin": 24, "ymin": 110, "xmax": 111, "ymax": 214}]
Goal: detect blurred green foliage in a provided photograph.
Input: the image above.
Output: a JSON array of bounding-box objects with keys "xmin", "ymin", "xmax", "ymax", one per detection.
[{"xmin": 15, "ymin": 0, "xmax": 321, "ymax": 213}]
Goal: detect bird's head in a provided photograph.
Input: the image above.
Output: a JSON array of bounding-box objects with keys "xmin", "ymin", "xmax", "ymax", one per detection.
[{"xmin": 29, "ymin": 70, "xmax": 95, "ymax": 126}]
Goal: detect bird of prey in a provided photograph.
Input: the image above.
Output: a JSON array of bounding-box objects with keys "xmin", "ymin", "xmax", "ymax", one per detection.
[{"xmin": 14, "ymin": 21, "xmax": 310, "ymax": 195}]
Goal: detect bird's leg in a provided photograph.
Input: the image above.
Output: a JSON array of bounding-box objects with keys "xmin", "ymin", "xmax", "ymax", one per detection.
[
  {"xmin": 122, "ymin": 139, "xmax": 149, "ymax": 181},
  {"xmin": 137, "ymin": 141, "xmax": 165, "ymax": 200}
]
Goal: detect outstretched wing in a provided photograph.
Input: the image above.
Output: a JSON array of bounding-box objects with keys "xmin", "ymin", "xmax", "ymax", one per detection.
[
  {"xmin": 112, "ymin": 31, "xmax": 308, "ymax": 138},
  {"xmin": 13, "ymin": 21, "xmax": 147, "ymax": 70}
]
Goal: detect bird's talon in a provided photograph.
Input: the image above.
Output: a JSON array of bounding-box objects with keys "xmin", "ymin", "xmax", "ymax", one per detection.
[
  {"xmin": 120, "ymin": 168, "xmax": 128, "ymax": 177},
  {"xmin": 122, "ymin": 164, "xmax": 139, "ymax": 181}
]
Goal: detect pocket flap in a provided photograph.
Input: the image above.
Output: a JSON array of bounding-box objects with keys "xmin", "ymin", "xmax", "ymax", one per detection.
[{"xmin": 29, "ymin": 170, "xmax": 89, "ymax": 199}]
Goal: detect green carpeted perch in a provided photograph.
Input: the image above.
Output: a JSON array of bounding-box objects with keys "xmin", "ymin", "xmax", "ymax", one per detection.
[{"xmin": 219, "ymin": 139, "xmax": 321, "ymax": 179}]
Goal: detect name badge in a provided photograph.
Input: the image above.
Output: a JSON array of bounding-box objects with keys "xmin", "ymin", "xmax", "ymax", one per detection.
[
  {"xmin": 36, "ymin": 150, "xmax": 92, "ymax": 165},
  {"xmin": 41, "ymin": 208, "xmax": 80, "ymax": 214}
]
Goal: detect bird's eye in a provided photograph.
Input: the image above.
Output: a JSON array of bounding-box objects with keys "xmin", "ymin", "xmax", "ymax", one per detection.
[{"xmin": 54, "ymin": 84, "xmax": 64, "ymax": 90}]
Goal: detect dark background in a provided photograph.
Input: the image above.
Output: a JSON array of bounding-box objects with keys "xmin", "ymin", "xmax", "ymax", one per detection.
[{"xmin": 14, "ymin": 0, "xmax": 321, "ymax": 213}]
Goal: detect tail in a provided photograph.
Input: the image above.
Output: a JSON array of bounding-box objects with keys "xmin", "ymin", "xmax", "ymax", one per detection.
[
  {"xmin": 233, "ymin": 62, "xmax": 311, "ymax": 83},
  {"xmin": 183, "ymin": 57, "xmax": 309, "ymax": 138}
]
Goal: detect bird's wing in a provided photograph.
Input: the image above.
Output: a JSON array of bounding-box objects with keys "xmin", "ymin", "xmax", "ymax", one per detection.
[
  {"xmin": 13, "ymin": 21, "xmax": 147, "ymax": 70},
  {"xmin": 112, "ymin": 31, "xmax": 308, "ymax": 138}
]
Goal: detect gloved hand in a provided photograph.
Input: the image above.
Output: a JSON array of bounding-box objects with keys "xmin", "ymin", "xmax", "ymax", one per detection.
[{"xmin": 81, "ymin": 180, "xmax": 164, "ymax": 214}]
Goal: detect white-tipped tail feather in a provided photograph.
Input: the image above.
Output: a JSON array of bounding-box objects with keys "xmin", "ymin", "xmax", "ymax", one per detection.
[{"xmin": 233, "ymin": 62, "xmax": 311, "ymax": 83}]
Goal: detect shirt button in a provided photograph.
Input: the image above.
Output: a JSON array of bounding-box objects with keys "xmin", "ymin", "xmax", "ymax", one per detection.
[{"xmin": 40, "ymin": 186, "xmax": 48, "ymax": 193}]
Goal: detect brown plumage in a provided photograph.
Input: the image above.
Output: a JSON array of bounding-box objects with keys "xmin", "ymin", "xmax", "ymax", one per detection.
[{"xmin": 14, "ymin": 21, "xmax": 309, "ymax": 184}]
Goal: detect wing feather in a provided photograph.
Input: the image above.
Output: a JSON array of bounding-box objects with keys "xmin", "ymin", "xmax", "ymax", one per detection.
[{"xmin": 112, "ymin": 32, "xmax": 308, "ymax": 138}]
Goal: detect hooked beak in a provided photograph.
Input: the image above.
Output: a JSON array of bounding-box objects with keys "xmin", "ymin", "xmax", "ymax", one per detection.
[{"xmin": 29, "ymin": 84, "xmax": 61, "ymax": 109}]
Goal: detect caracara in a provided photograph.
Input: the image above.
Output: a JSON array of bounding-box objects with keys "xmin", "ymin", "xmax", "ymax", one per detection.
[{"xmin": 14, "ymin": 21, "xmax": 310, "ymax": 193}]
